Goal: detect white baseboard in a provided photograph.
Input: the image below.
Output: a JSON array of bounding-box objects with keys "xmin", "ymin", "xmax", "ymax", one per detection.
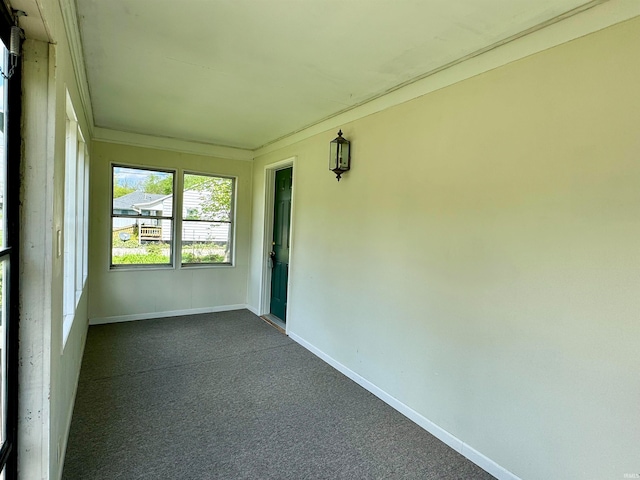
[
  {"xmin": 288, "ymin": 331, "xmax": 521, "ymax": 480},
  {"xmin": 245, "ymin": 304, "xmax": 261, "ymax": 316},
  {"xmin": 89, "ymin": 304, "xmax": 247, "ymax": 325}
]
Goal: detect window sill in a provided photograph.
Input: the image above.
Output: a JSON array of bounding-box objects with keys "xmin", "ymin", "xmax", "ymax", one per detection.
[{"xmin": 109, "ymin": 264, "xmax": 175, "ymax": 272}]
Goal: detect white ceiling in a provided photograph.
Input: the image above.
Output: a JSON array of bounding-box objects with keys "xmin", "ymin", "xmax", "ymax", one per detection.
[{"xmin": 76, "ymin": 0, "xmax": 594, "ymax": 150}]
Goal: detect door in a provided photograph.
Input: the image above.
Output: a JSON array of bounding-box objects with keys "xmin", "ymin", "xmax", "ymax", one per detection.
[{"xmin": 270, "ymin": 168, "xmax": 292, "ymax": 322}]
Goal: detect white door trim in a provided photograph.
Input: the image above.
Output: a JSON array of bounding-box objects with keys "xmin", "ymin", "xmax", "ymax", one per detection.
[{"xmin": 259, "ymin": 157, "xmax": 297, "ymax": 333}]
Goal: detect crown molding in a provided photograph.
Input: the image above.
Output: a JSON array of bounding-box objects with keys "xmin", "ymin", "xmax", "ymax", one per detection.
[
  {"xmin": 58, "ymin": 0, "xmax": 94, "ymax": 138},
  {"xmin": 254, "ymin": 0, "xmax": 639, "ymax": 158},
  {"xmin": 93, "ymin": 127, "xmax": 254, "ymax": 161}
]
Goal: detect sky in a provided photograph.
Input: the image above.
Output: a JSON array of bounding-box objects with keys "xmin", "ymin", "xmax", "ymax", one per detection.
[{"xmin": 114, "ymin": 167, "xmax": 170, "ymax": 188}]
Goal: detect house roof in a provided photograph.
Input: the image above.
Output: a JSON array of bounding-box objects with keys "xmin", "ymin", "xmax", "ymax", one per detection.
[{"xmin": 113, "ymin": 192, "xmax": 166, "ymax": 211}]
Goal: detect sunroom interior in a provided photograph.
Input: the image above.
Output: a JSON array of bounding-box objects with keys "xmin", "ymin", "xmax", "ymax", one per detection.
[{"xmin": 11, "ymin": 0, "xmax": 640, "ymax": 479}]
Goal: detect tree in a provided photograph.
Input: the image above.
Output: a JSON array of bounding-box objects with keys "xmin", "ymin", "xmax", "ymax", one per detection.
[
  {"xmin": 113, "ymin": 184, "xmax": 136, "ymax": 198},
  {"xmin": 185, "ymin": 175, "xmax": 232, "ymax": 221},
  {"xmin": 140, "ymin": 174, "xmax": 173, "ymax": 195}
]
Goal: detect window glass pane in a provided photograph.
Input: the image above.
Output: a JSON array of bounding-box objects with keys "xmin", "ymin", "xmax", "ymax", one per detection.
[
  {"xmin": 112, "ymin": 166, "xmax": 174, "ymax": 267},
  {"xmin": 1, "ymin": 40, "xmax": 8, "ymax": 453},
  {"xmin": 0, "ymin": 42, "xmax": 6, "ymax": 248},
  {"xmin": 181, "ymin": 174, "xmax": 233, "ymax": 265},
  {"xmin": 181, "ymin": 221, "xmax": 231, "ymax": 264},
  {"xmin": 183, "ymin": 174, "xmax": 232, "ymax": 221},
  {"xmin": 112, "ymin": 219, "xmax": 173, "ymax": 265},
  {"xmin": 0, "ymin": 260, "xmax": 6, "ymax": 445},
  {"xmin": 0, "ymin": 27, "xmax": 16, "ymax": 475},
  {"xmin": 113, "ymin": 167, "xmax": 173, "ymax": 217}
]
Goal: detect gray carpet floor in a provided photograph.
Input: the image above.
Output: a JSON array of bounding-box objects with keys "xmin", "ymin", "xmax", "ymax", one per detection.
[{"xmin": 63, "ymin": 310, "xmax": 495, "ymax": 480}]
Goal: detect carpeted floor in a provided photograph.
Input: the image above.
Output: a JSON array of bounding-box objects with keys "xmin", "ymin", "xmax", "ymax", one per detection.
[{"xmin": 63, "ymin": 310, "xmax": 495, "ymax": 480}]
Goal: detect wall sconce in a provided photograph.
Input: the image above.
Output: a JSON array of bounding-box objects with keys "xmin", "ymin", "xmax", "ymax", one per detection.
[{"xmin": 329, "ymin": 130, "xmax": 350, "ymax": 181}]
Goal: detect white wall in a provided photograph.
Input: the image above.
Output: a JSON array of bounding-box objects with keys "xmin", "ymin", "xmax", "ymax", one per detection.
[
  {"xmin": 20, "ymin": 0, "xmax": 93, "ymax": 477},
  {"xmin": 88, "ymin": 141, "xmax": 252, "ymax": 322},
  {"xmin": 249, "ymin": 18, "xmax": 640, "ymax": 480}
]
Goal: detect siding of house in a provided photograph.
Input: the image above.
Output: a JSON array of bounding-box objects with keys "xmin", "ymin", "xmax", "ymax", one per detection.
[
  {"xmin": 159, "ymin": 190, "xmax": 230, "ymax": 243},
  {"xmin": 249, "ymin": 18, "xmax": 640, "ymax": 480}
]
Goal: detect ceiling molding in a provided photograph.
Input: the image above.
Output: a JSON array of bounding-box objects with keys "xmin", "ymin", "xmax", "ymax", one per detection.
[
  {"xmin": 58, "ymin": 0, "xmax": 94, "ymax": 138},
  {"xmin": 93, "ymin": 128, "xmax": 255, "ymax": 161},
  {"xmin": 254, "ymin": 0, "xmax": 639, "ymax": 158}
]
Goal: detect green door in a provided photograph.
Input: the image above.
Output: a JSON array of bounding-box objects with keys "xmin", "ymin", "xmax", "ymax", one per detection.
[{"xmin": 270, "ymin": 168, "xmax": 292, "ymax": 322}]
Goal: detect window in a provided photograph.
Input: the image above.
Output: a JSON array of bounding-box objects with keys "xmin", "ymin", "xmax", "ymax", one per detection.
[
  {"xmin": 181, "ymin": 173, "xmax": 234, "ymax": 265},
  {"xmin": 111, "ymin": 166, "xmax": 175, "ymax": 267},
  {"xmin": 109, "ymin": 168, "xmax": 234, "ymax": 268},
  {"xmin": 62, "ymin": 93, "xmax": 89, "ymax": 345},
  {"xmin": 0, "ymin": 7, "xmax": 21, "ymax": 476}
]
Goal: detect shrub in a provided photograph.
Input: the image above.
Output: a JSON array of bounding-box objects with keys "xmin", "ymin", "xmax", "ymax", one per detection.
[
  {"xmin": 181, "ymin": 252, "xmax": 225, "ymax": 263},
  {"xmin": 112, "ymin": 252, "xmax": 170, "ymax": 264}
]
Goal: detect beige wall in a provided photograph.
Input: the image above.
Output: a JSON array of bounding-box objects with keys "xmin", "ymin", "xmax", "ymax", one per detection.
[
  {"xmin": 88, "ymin": 142, "xmax": 252, "ymax": 321},
  {"xmin": 249, "ymin": 18, "xmax": 640, "ymax": 480}
]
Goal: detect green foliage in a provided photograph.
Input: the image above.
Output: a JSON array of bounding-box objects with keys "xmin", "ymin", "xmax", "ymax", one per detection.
[
  {"xmin": 181, "ymin": 252, "xmax": 225, "ymax": 263},
  {"xmin": 140, "ymin": 174, "xmax": 173, "ymax": 195},
  {"xmin": 112, "ymin": 252, "xmax": 170, "ymax": 264},
  {"xmin": 111, "ymin": 239, "xmax": 228, "ymax": 265},
  {"xmin": 186, "ymin": 175, "xmax": 232, "ymax": 222},
  {"xmin": 111, "ymin": 241, "xmax": 171, "ymax": 265},
  {"xmin": 181, "ymin": 241, "xmax": 227, "ymax": 264},
  {"xmin": 112, "ymin": 237, "xmax": 139, "ymax": 248},
  {"xmin": 144, "ymin": 243, "xmax": 165, "ymax": 255},
  {"xmin": 113, "ymin": 184, "xmax": 136, "ymax": 198}
]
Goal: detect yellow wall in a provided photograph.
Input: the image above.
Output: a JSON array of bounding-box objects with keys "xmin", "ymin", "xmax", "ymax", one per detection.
[
  {"xmin": 88, "ymin": 142, "xmax": 253, "ymax": 320},
  {"xmin": 250, "ymin": 18, "xmax": 640, "ymax": 480}
]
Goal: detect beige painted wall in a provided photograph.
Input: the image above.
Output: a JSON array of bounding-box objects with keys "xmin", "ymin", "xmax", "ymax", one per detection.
[
  {"xmin": 249, "ymin": 18, "xmax": 640, "ymax": 480},
  {"xmin": 88, "ymin": 142, "xmax": 252, "ymax": 321},
  {"xmin": 20, "ymin": 1, "xmax": 93, "ymax": 478}
]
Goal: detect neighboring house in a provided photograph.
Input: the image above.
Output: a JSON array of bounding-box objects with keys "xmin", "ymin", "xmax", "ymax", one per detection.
[
  {"xmin": 162, "ymin": 189, "xmax": 230, "ymax": 244},
  {"xmin": 112, "ymin": 191, "xmax": 165, "ymax": 228},
  {"xmin": 112, "ymin": 192, "xmax": 167, "ymax": 243},
  {"xmin": 114, "ymin": 190, "xmax": 230, "ymax": 244}
]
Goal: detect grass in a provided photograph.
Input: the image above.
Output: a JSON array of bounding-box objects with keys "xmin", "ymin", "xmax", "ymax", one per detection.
[
  {"xmin": 181, "ymin": 252, "xmax": 225, "ymax": 263},
  {"xmin": 112, "ymin": 252, "xmax": 170, "ymax": 265},
  {"xmin": 111, "ymin": 242, "xmax": 227, "ymax": 265}
]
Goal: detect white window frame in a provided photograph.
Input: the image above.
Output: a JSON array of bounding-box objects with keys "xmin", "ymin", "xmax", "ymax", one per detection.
[
  {"xmin": 108, "ymin": 166, "xmax": 237, "ymax": 270},
  {"xmin": 109, "ymin": 164, "xmax": 176, "ymax": 269},
  {"xmin": 180, "ymin": 171, "xmax": 236, "ymax": 267},
  {"xmin": 62, "ymin": 91, "xmax": 89, "ymax": 347}
]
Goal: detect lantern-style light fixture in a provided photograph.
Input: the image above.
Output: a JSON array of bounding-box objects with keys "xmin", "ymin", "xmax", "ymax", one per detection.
[{"xmin": 329, "ymin": 130, "xmax": 351, "ymax": 181}]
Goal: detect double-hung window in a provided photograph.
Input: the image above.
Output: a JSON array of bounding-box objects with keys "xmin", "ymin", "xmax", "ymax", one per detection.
[
  {"xmin": 110, "ymin": 168, "xmax": 235, "ymax": 268},
  {"xmin": 111, "ymin": 166, "xmax": 175, "ymax": 267},
  {"xmin": 181, "ymin": 173, "xmax": 234, "ymax": 265}
]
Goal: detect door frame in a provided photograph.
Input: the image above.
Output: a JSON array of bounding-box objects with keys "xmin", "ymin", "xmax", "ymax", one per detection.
[{"xmin": 259, "ymin": 156, "xmax": 296, "ymax": 331}]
